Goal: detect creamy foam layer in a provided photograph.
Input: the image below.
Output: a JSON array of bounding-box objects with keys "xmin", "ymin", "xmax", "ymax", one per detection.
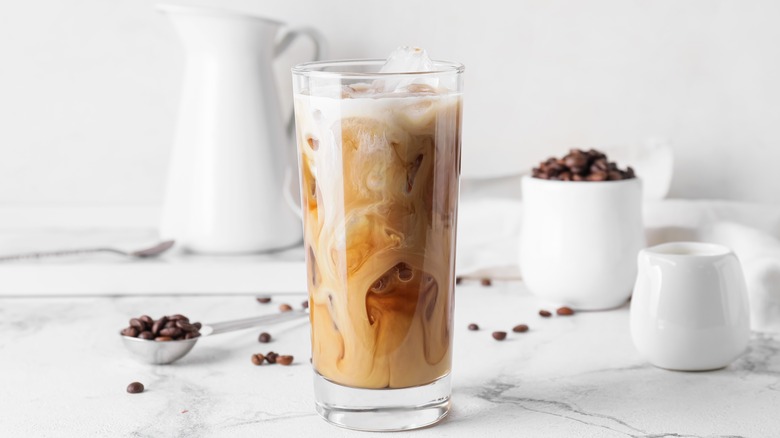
[{"xmin": 295, "ymin": 90, "xmax": 461, "ymax": 389}]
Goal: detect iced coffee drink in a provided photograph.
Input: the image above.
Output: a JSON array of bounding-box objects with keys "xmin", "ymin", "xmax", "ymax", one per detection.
[{"xmin": 292, "ymin": 49, "xmax": 463, "ymax": 431}]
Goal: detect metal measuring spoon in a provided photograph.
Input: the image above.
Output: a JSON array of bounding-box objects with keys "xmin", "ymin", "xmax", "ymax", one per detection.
[{"xmin": 120, "ymin": 310, "xmax": 308, "ymax": 365}]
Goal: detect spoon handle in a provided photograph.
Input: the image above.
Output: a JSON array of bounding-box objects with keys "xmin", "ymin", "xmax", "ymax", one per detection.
[
  {"xmin": 0, "ymin": 247, "xmax": 126, "ymax": 261},
  {"xmin": 207, "ymin": 310, "xmax": 308, "ymax": 335}
]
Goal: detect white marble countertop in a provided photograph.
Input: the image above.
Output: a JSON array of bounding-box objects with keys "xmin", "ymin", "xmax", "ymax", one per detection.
[{"xmin": 2, "ymin": 282, "xmax": 778, "ymax": 437}]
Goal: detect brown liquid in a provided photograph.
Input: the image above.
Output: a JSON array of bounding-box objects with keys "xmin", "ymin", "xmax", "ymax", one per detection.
[{"xmin": 295, "ymin": 91, "xmax": 461, "ymax": 389}]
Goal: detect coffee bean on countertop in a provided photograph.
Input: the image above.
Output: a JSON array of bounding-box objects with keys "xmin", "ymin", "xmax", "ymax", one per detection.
[
  {"xmin": 557, "ymin": 306, "xmax": 575, "ymax": 316},
  {"xmin": 301, "ymin": 300, "xmax": 309, "ymax": 309},
  {"xmin": 467, "ymin": 323, "xmax": 479, "ymax": 331},
  {"xmin": 265, "ymin": 352, "xmax": 279, "ymax": 364},
  {"xmin": 258, "ymin": 332, "xmax": 272, "ymax": 343},
  {"xmin": 480, "ymin": 278, "xmax": 492, "ymax": 287},
  {"xmin": 277, "ymin": 355, "xmax": 294, "ymax": 366},
  {"xmin": 257, "ymin": 297, "xmax": 272, "ymax": 304},
  {"xmin": 539, "ymin": 310, "xmax": 552, "ymax": 318},
  {"xmin": 126, "ymin": 382, "xmax": 144, "ymax": 394},
  {"xmin": 512, "ymin": 324, "xmax": 529, "ymax": 333},
  {"xmin": 279, "ymin": 304, "xmax": 293, "ymax": 312},
  {"xmin": 251, "ymin": 354, "xmax": 265, "ymax": 366},
  {"xmin": 456, "ymin": 276, "xmax": 463, "ymax": 285},
  {"xmin": 492, "ymin": 331, "xmax": 507, "ymax": 341},
  {"xmin": 138, "ymin": 331, "xmax": 155, "ymax": 340}
]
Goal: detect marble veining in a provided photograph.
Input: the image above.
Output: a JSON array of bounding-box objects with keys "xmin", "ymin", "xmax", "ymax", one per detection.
[{"xmin": 1, "ymin": 283, "xmax": 778, "ymax": 437}]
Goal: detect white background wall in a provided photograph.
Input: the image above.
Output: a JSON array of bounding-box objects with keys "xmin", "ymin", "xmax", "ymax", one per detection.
[{"xmin": 1, "ymin": 0, "xmax": 779, "ymax": 213}]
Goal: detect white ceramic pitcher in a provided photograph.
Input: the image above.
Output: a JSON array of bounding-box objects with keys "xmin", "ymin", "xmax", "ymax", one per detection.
[{"xmin": 157, "ymin": 4, "xmax": 325, "ymax": 254}]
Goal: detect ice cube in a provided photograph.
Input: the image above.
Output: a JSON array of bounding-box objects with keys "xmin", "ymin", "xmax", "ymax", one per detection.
[
  {"xmin": 379, "ymin": 47, "xmax": 435, "ymax": 74},
  {"xmin": 377, "ymin": 47, "xmax": 439, "ymax": 93}
]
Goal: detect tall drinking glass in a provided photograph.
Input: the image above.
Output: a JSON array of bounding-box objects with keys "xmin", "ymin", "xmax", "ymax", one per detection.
[{"xmin": 292, "ymin": 59, "xmax": 463, "ymax": 431}]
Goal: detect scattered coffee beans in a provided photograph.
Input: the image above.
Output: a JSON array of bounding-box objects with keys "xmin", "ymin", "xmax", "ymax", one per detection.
[
  {"xmin": 127, "ymin": 382, "xmax": 144, "ymax": 394},
  {"xmin": 532, "ymin": 149, "xmax": 635, "ymax": 181},
  {"xmin": 279, "ymin": 304, "xmax": 293, "ymax": 312},
  {"xmin": 480, "ymin": 278, "xmax": 492, "ymax": 287},
  {"xmin": 277, "ymin": 355, "xmax": 294, "ymax": 366},
  {"xmin": 265, "ymin": 352, "xmax": 279, "ymax": 364},
  {"xmin": 258, "ymin": 332, "xmax": 272, "ymax": 343},
  {"xmin": 557, "ymin": 306, "xmax": 575, "ymax": 316},
  {"xmin": 539, "ymin": 310, "xmax": 552, "ymax": 318},
  {"xmin": 492, "ymin": 331, "xmax": 507, "ymax": 341},
  {"xmin": 121, "ymin": 314, "xmax": 201, "ymax": 341},
  {"xmin": 512, "ymin": 324, "xmax": 529, "ymax": 333},
  {"xmin": 301, "ymin": 300, "xmax": 309, "ymax": 309},
  {"xmin": 251, "ymin": 353, "xmax": 265, "ymax": 366},
  {"xmin": 256, "ymin": 297, "xmax": 272, "ymax": 304},
  {"xmin": 467, "ymin": 323, "xmax": 479, "ymax": 331}
]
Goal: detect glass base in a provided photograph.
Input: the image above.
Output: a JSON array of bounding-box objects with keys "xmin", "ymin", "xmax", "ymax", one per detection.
[{"xmin": 313, "ymin": 372, "xmax": 451, "ymax": 431}]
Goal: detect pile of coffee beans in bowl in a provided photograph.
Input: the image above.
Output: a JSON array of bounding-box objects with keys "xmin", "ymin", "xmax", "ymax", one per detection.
[
  {"xmin": 532, "ymin": 149, "xmax": 635, "ymax": 181},
  {"xmin": 120, "ymin": 314, "xmax": 202, "ymax": 341}
]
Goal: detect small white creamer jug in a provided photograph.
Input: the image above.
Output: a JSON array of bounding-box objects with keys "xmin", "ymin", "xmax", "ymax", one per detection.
[{"xmin": 157, "ymin": 4, "xmax": 325, "ymax": 254}]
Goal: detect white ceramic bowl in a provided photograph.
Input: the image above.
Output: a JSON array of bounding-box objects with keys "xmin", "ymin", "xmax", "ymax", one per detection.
[
  {"xmin": 519, "ymin": 176, "xmax": 645, "ymax": 310},
  {"xmin": 630, "ymin": 242, "xmax": 750, "ymax": 371}
]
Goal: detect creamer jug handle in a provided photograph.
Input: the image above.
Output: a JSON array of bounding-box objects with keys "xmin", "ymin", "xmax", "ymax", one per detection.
[
  {"xmin": 275, "ymin": 27, "xmax": 327, "ymax": 136},
  {"xmin": 275, "ymin": 27, "xmax": 326, "ymax": 220}
]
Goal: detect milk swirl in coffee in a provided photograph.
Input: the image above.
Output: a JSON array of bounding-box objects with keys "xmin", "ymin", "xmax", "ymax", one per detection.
[{"xmin": 294, "ymin": 49, "xmax": 462, "ymax": 389}]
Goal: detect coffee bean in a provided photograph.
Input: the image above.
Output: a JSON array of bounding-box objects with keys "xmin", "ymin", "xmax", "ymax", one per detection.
[
  {"xmin": 492, "ymin": 331, "xmax": 507, "ymax": 341},
  {"xmin": 193, "ymin": 322, "xmax": 202, "ymax": 330},
  {"xmin": 152, "ymin": 317, "xmax": 168, "ymax": 335},
  {"xmin": 126, "ymin": 382, "xmax": 144, "ymax": 394},
  {"xmin": 257, "ymin": 297, "xmax": 272, "ymax": 304},
  {"xmin": 512, "ymin": 324, "xmax": 529, "ymax": 333},
  {"xmin": 126, "ymin": 313, "xmax": 199, "ymax": 341},
  {"xmin": 258, "ymin": 332, "xmax": 272, "ymax": 343},
  {"xmin": 467, "ymin": 323, "xmax": 479, "ymax": 331},
  {"xmin": 277, "ymin": 355, "xmax": 294, "ymax": 366},
  {"xmin": 176, "ymin": 320, "xmax": 196, "ymax": 332},
  {"xmin": 129, "ymin": 318, "xmax": 146, "ymax": 331},
  {"xmin": 279, "ymin": 304, "xmax": 293, "ymax": 312},
  {"xmin": 139, "ymin": 315, "xmax": 154, "ymax": 326},
  {"xmin": 169, "ymin": 314, "xmax": 189, "ymax": 322},
  {"xmin": 533, "ymin": 149, "xmax": 635, "ymax": 182},
  {"xmin": 251, "ymin": 353, "xmax": 265, "ymax": 366},
  {"xmin": 539, "ymin": 310, "xmax": 552, "ymax": 318},
  {"xmin": 480, "ymin": 278, "xmax": 492, "ymax": 286},
  {"xmin": 121, "ymin": 327, "xmax": 139, "ymax": 337},
  {"xmin": 455, "ymin": 276, "xmax": 463, "ymax": 285},
  {"xmin": 159, "ymin": 327, "xmax": 183, "ymax": 339},
  {"xmin": 265, "ymin": 352, "xmax": 279, "ymax": 364},
  {"xmin": 556, "ymin": 306, "xmax": 575, "ymax": 316},
  {"xmin": 301, "ymin": 300, "xmax": 309, "ymax": 309}
]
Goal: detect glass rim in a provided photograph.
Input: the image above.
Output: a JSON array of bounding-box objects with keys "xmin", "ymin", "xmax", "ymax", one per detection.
[{"xmin": 292, "ymin": 59, "xmax": 465, "ymax": 79}]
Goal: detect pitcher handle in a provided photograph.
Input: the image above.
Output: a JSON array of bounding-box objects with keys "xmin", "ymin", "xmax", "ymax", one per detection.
[
  {"xmin": 274, "ymin": 27, "xmax": 327, "ymax": 136},
  {"xmin": 275, "ymin": 27, "xmax": 326, "ymax": 221}
]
